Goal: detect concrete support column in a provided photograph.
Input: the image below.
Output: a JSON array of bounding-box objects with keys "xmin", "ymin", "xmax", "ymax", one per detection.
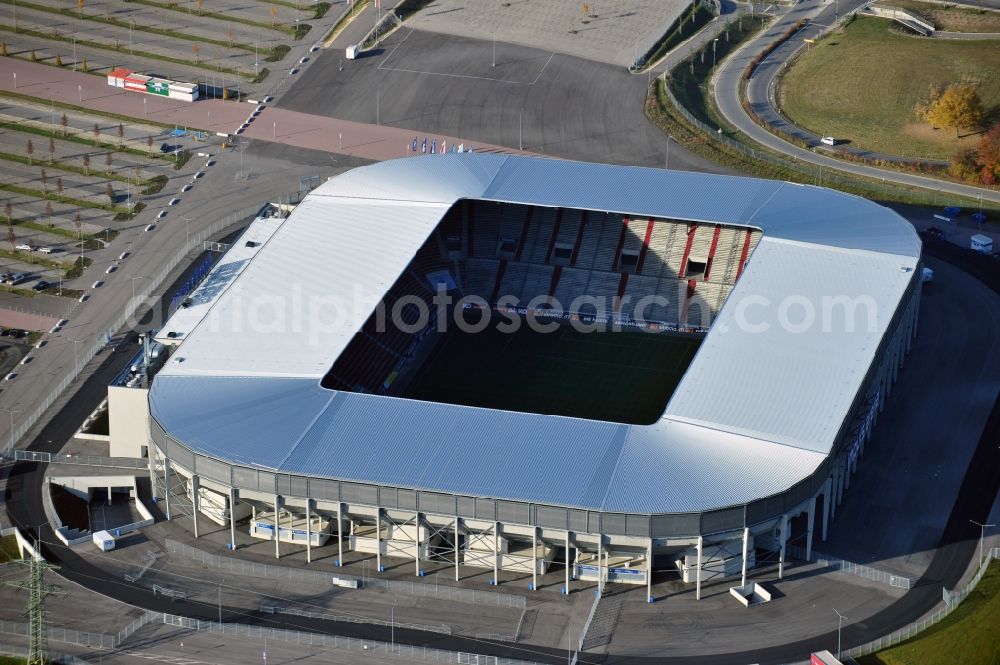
[
  {"xmin": 493, "ymin": 521, "xmax": 500, "ymax": 586},
  {"xmin": 147, "ymin": 454, "xmax": 157, "ymax": 502},
  {"xmin": 191, "ymin": 475, "xmax": 200, "ymax": 539},
  {"xmin": 805, "ymin": 497, "xmax": 816, "ymax": 561},
  {"xmin": 830, "ymin": 465, "xmax": 839, "ymax": 518},
  {"xmin": 836, "ymin": 461, "xmax": 845, "ymax": 506},
  {"xmin": 740, "ymin": 527, "xmax": 749, "ymax": 588},
  {"xmin": 305, "ymin": 499, "xmax": 312, "ymax": 564},
  {"xmin": 778, "ymin": 514, "xmax": 788, "ymax": 579},
  {"xmin": 822, "ymin": 477, "xmax": 832, "ymax": 541},
  {"xmin": 274, "ymin": 495, "xmax": 281, "ymax": 559},
  {"xmin": 414, "ymin": 511, "xmax": 421, "ymax": 577},
  {"xmin": 597, "ymin": 535, "xmax": 604, "ymax": 595},
  {"xmin": 163, "ymin": 458, "xmax": 171, "ymax": 520},
  {"xmin": 531, "ymin": 527, "xmax": 538, "ymax": 591},
  {"xmin": 454, "ymin": 517, "xmax": 460, "ymax": 582},
  {"xmin": 228, "ymin": 488, "xmax": 237, "ymax": 551},
  {"xmin": 565, "ymin": 530, "xmax": 571, "ymax": 595},
  {"xmin": 695, "ymin": 536, "xmax": 703, "ymax": 601},
  {"xmin": 646, "ymin": 539, "xmax": 654, "ymax": 602},
  {"xmin": 337, "ymin": 502, "xmax": 344, "ymax": 566},
  {"xmin": 376, "ymin": 508, "xmax": 382, "ymax": 573}
]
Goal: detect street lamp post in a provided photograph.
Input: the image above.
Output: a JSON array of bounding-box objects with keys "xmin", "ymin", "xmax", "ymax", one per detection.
[
  {"xmin": 128, "ymin": 275, "xmax": 147, "ymax": 303},
  {"xmin": 143, "ymin": 97, "xmax": 147, "ymax": 117},
  {"xmin": 3, "ymin": 408, "xmax": 21, "ymax": 451},
  {"xmin": 970, "ymin": 520, "xmax": 995, "ymax": 566},
  {"xmin": 70, "ymin": 339, "xmax": 84, "ymax": 376},
  {"xmin": 713, "ymin": 38, "xmax": 719, "ymax": 69},
  {"xmin": 390, "ymin": 596, "xmax": 397, "ymax": 651},
  {"xmin": 833, "ymin": 608, "xmax": 847, "ymax": 659},
  {"xmin": 78, "ymin": 84, "xmax": 82, "ymax": 103},
  {"xmin": 12, "ymin": 73, "xmax": 16, "ymax": 89},
  {"xmin": 181, "ymin": 217, "xmax": 192, "ymax": 247}
]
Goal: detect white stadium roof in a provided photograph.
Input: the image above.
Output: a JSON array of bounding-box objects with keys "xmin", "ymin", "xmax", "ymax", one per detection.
[{"xmin": 149, "ymin": 154, "xmax": 920, "ymax": 514}]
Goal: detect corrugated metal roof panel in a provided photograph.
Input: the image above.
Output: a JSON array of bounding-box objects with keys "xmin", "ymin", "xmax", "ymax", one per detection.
[
  {"xmin": 603, "ymin": 420, "xmax": 825, "ymax": 513},
  {"xmin": 149, "ymin": 376, "xmax": 330, "ymax": 469},
  {"xmin": 159, "ymin": 198, "xmax": 449, "ymax": 379},
  {"xmin": 664, "ymin": 237, "xmax": 916, "ymax": 451},
  {"xmin": 280, "ymin": 392, "xmax": 630, "ymax": 509}
]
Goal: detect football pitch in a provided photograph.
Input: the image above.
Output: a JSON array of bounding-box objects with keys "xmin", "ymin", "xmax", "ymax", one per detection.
[{"xmin": 402, "ymin": 321, "xmax": 702, "ymax": 424}]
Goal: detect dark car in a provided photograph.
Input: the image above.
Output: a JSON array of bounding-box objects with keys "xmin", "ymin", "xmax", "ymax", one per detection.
[
  {"xmin": 159, "ymin": 143, "xmax": 172, "ymax": 153},
  {"xmin": 32, "ymin": 281, "xmax": 49, "ymax": 292}
]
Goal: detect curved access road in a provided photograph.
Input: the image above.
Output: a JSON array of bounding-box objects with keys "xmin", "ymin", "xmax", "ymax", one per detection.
[{"xmin": 711, "ymin": 0, "xmax": 1000, "ymax": 204}]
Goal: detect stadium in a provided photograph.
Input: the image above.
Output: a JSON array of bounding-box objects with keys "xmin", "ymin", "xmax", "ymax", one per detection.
[{"xmin": 118, "ymin": 154, "xmax": 922, "ymax": 599}]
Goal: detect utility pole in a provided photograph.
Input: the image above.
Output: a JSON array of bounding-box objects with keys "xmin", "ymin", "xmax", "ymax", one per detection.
[{"xmin": 6, "ymin": 555, "xmax": 65, "ymax": 665}]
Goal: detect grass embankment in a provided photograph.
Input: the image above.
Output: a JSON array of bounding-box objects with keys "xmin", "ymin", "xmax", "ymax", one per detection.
[
  {"xmin": 858, "ymin": 561, "xmax": 1000, "ymax": 665},
  {"xmin": 647, "ymin": 79, "xmax": 1000, "ymax": 216},
  {"xmin": 877, "ymin": 0, "xmax": 1000, "ymax": 32},
  {"xmin": 323, "ymin": 0, "xmax": 370, "ymax": 47},
  {"xmin": 778, "ymin": 17, "xmax": 1000, "ymax": 160},
  {"xmin": 669, "ymin": 16, "xmax": 771, "ymax": 129},
  {"xmin": 638, "ymin": 1, "xmax": 715, "ymax": 71}
]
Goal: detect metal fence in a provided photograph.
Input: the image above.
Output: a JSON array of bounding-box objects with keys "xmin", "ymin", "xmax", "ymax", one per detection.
[
  {"xmin": 0, "ymin": 641, "xmax": 93, "ymax": 665},
  {"xmin": 786, "ymin": 545, "xmax": 912, "ymax": 590},
  {"xmin": 658, "ymin": 58, "xmax": 968, "ymax": 208},
  {"xmin": 843, "ymin": 547, "xmax": 1000, "ymax": 659},
  {"xmin": 3, "ymin": 449, "xmax": 148, "ymax": 469},
  {"xmin": 4, "ymin": 206, "xmax": 263, "ymax": 454},
  {"xmin": 159, "ymin": 613, "xmax": 539, "ymax": 665},
  {"xmin": 0, "ymin": 620, "xmax": 114, "ymax": 650},
  {"xmin": 166, "ymin": 539, "xmax": 527, "ymax": 609}
]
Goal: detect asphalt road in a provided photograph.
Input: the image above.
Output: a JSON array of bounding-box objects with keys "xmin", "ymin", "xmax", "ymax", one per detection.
[
  {"xmin": 279, "ymin": 27, "xmax": 727, "ymax": 173},
  {"xmin": 711, "ymin": 0, "xmax": 1000, "ymax": 204}
]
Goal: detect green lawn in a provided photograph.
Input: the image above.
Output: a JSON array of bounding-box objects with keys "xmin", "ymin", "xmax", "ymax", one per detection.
[
  {"xmin": 779, "ymin": 17, "xmax": 1000, "ymax": 160},
  {"xmin": 858, "ymin": 561, "xmax": 1000, "ymax": 665},
  {"xmin": 402, "ymin": 319, "xmax": 701, "ymax": 425}
]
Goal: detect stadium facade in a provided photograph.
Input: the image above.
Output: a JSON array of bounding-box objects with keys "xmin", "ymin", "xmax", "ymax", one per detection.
[{"xmin": 114, "ymin": 155, "xmax": 922, "ymax": 598}]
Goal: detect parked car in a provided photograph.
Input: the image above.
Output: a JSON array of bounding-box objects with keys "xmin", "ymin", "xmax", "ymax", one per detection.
[
  {"xmin": 14, "ymin": 243, "xmax": 34, "ymax": 252},
  {"xmin": 32, "ymin": 280, "xmax": 49, "ymax": 292},
  {"xmin": 38, "ymin": 247, "xmax": 54, "ymax": 254},
  {"xmin": 159, "ymin": 143, "xmax": 172, "ymax": 153},
  {"xmin": 820, "ymin": 136, "xmax": 837, "ymax": 146}
]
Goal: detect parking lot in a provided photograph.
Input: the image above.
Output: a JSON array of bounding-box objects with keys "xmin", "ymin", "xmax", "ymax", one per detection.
[{"xmin": 1, "ymin": 0, "xmax": 346, "ymax": 95}]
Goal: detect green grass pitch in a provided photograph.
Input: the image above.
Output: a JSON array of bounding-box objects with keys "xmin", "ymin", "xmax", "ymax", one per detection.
[{"xmin": 402, "ymin": 321, "xmax": 701, "ymax": 424}]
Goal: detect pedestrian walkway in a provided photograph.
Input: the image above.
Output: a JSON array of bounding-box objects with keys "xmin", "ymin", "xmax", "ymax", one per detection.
[{"xmin": 0, "ymin": 58, "xmax": 523, "ymax": 162}]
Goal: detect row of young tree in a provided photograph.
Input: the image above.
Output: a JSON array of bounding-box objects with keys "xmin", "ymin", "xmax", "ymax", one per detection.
[{"xmin": 913, "ymin": 83, "xmax": 999, "ymax": 186}]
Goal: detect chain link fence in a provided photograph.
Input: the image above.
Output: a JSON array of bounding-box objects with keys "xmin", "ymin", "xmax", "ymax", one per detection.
[
  {"xmin": 166, "ymin": 539, "xmax": 527, "ymax": 609},
  {"xmin": 3, "ymin": 449, "xmax": 148, "ymax": 469},
  {"xmin": 842, "ymin": 547, "xmax": 1000, "ymax": 659},
  {"xmin": 160, "ymin": 613, "xmax": 539, "ymax": 665},
  {"xmin": 786, "ymin": 545, "xmax": 912, "ymax": 589},
  {"xmin": 658, "ymin": 67, "xmax": 966, "ymax": 208}
]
